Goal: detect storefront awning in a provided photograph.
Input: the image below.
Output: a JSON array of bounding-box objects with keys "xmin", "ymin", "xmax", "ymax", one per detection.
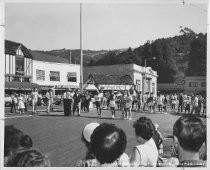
[
  {"xmin": 83, "ymin": 84, "xmax": 98, "ymax": 91},
  {"xmin": 5, "ymin": 81, "xmax": 40, "ymax": 90}
]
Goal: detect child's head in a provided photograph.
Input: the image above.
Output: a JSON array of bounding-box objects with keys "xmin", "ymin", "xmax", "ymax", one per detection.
[
  {"xmin": 7, "ymin": 150, "xmax": 50, "ymax": 167},
  {"xmin": 90, "ymin": 123, "xmax": 127, "ymax": 164},
  {"xmin": 154, "ymin": 123, "xmax": 159, "ymax": 131},
  {"xmin": 133, "ymin": 117, "xmax": 155, "ymax": 144}
]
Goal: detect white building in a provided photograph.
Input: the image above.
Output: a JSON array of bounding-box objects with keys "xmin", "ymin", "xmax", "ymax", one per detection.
[
  {"xmin": 84, "ymin": 64, "xmax": 158, "ymax": 95},
  {"xmin": 31, "ymin": 51, "xmax": 80, "ymax": 94}
]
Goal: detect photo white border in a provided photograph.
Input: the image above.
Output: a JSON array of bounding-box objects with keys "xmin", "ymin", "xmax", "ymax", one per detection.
[{"xmin": 0, "ymin": 0, "xmax": 209, "ymax": 170}]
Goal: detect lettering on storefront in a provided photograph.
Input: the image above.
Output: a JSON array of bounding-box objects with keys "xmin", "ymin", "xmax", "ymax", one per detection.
[{"xmin": 99, "ymin": 85, "xmax": 131, "ymax": 90}]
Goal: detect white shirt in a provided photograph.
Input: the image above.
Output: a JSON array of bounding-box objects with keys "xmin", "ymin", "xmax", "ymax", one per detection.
[{"xmin": 135, "ymin": 138, "xmax": 158, "ymax": 167}]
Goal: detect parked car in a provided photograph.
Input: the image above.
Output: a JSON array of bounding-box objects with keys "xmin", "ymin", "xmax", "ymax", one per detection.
[{"xmin": 5, "ymin": 96, "xmax": 12, "ymax": 107}]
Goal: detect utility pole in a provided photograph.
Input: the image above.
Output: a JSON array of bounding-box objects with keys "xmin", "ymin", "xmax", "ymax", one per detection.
[
  {"xmin": 69, "ymin": 51, "xmax": 71, "ymax": 64},
  {"xmin": 80, "ymin": 3, "xmax": 83, "ymax": 92}
]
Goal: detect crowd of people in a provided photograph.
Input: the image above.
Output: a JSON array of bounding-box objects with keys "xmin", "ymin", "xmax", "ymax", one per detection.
[
  {"xmin": 8, "ymin": 88, "xmax": 55, "ymax": 115},
  {"xmin": 7, "ymin": 87, "xmax": 206, "ymax": 120},
  {"xmin": 62, "ymin": 88, "xmax": 206, "ymax": 119},
  {"xmin": 4, "ymin": 114, "xmax": 206, "ymax": 167}
]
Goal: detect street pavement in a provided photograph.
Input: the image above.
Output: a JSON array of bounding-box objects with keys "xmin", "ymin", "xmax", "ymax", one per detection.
[{"xmin": 4, "ymin": 105, "xmax": 182, "ymax": 167}]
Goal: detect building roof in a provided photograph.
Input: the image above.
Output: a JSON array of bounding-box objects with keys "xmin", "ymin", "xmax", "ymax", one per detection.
[
  {"xmin": 5, "ymin": 40, "xmax": 33, "ymax": 59},
  {"xmin": 5, "ymin": 81, "xmax": 40, "ymax": 90},
  {"xmin": 30, "ymin": 51, "xmax": 70, "ymax": 64},
  {"xmin": 87, "ymin": 74, "xmax": 134, "ymax": 85}
]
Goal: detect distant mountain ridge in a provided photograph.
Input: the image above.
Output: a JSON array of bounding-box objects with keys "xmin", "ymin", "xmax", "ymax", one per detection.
[{"xmin": 33, "ymin": 27, "xmax": 207, "ymax": 83}]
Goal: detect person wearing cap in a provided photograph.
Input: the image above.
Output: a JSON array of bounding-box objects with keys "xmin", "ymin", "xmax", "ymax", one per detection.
[
  {"xmin": 63, "ymin": 88, "xmax": 74, "ymax": 116},
  {"xmin": 75, "ymin": 122, "xmax": 100, "ymax": 167}
]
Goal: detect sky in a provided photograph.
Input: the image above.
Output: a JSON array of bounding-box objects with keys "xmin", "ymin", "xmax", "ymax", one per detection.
[{"xmin": 5, "ymin": 1, "xmax": 208, "ymax": 51}]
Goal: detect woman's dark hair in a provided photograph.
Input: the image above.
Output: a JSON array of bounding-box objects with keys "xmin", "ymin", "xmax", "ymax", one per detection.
[
  {"xmin": 20, "ymin": 135, "xmax": 33, "ymax": 149},
  {"xmin": 4, "ymin": 126, "xmax": 33, "ymax": 156},
  {"xmin": 4, "ymin": 126, "xmax": 24, "ymax": 156},
  {"xmin": 173, "ymin": 115, "xmax": 206, "ymax": 152},
  {"xmin": 7, "ymin": 150, "xmax": 50, "ymax": 167},
  {"xmin": 90, "ymin": 123, "xmax": 127, "ymax": 164},
  {"xmin": 133, "ymin": 117, "xmax": 155, "ymax": 140}
]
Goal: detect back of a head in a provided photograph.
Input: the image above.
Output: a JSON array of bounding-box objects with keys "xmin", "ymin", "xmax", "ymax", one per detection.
[
  {"xmin": 173, "ymin": 115, "xmax": 206, "ymax": 152},
  {"xmin": 7, "ymin": 150, "xmax": 50, "ymax": 167},
  {"xmin": 133, "ymin": 117, "xmax": 154, "ymax": 140},
  {"xmin": 4, "ymin": 126, "xmax": 24, "ymax": 156},
  {"xmin": 20, "ymin": 135, "xmax": 33, "ymax": 149},
  {"xmin": 90, "ymin": 123, "xmax": 127, "ymax": 164}
]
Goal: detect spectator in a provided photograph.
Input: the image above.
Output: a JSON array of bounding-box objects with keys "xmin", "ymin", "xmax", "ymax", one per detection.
[
  {"xmin": 90, "ymin": 123, "xmax": 129, "ymax": 167},
  {"xmin": 73, "ymin": 89, "xmax": 82, "ymax": 116},
  {"xmin": 120, "ymin": 91, "xmax": 126, "ymax": 119},
  {"xmin": 184, "ymin": 96, "xmax": 191, "ymax": 114},
  {"xmin": 191, "ymin": 94, "xmax": 199, "ymax": 115},
  {"xmin": 75, "ymin": 122, "xmax": 100, "ymax": 167},
  {"xmin": 173, "ymin": 115, "xmax": 206, "ymax": 167},
  {"xmin": 4, "ymin": 126, "xmax": 33, "ymax": 166},
  {"xmin": 153, "ymin": 123, "xmax": 163, "ymax": 155},
  {"xmin": 18, "ymin": 94, "xmax": 25, "ymax": 114},
  {"xmin": 171, "ymin": 94, "xmax": 177, "ymax": 112},
  {"xmin": 94, "ymin": 90, "xmax": 103, "ymax": 117},
  {"xmin": 178, "ymin": 93, "xmax": 183, "ymax": 113},
  {"xmin": 10, "ymin": 93, "xmax": 17, "ymax": 113},
  {"xmin": 45, "ymin": 89, "xmax": 51, "ymax": 113},
  {"xmin": 63, "ymin": 88, "xmax": 74, "ymax": 116},
  {"xmin": 109, "ymin": 91, "xmax": 116, "ymax": 119},
  {"xmin": 31, "ymin": 88, "xmax": 39, "ymax": 115},
  {"xmin": 130, "ymin": 117, "xmax": 158, "ymax": 167},
  {"xmin": 137, "ymin": 91, "xmax": 143, "ymax": 112},
  {"xmin": 124, "ymin": 90, "xmax": 132, "ymax": 120},
  {"xmin": 84, "ymin": 91, "xmax": 91, "ymax": 112},
  {"xmin": 147, "ymin": 93, "xmax": 155, "ymax": 113},
  {"xmin": 7, "ymin": 149, "xmax": 50, "ymax": 167}
]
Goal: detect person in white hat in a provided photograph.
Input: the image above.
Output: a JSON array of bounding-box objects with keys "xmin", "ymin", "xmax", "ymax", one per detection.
[{"xmin": 75, "ymin": 122, "xmax": 100, "ymax": 167}]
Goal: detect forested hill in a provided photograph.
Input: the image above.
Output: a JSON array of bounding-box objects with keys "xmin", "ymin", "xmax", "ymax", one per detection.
[
  {"xmin": 34, "ymin": 27, "xmax": 207, "ymax": 83},
  {"xmin": 88, "ymin": 27, "xmax": 207, "ymax": 83}
]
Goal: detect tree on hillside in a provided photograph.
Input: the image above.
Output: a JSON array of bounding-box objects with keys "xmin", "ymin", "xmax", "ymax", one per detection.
[{"xmin": 187, "ymin": 33, "xmax": 207, "ymax": 76}]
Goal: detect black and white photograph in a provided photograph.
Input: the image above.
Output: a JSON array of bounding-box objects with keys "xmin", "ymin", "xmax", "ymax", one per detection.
[{"xmin": 0, "ymin": 0, "xmax": 208, "ymax": 168}]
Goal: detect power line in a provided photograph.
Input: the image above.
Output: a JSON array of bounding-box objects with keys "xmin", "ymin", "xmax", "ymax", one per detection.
[
  {"xmin": 182, "ymin": 0, "xmax": 207, "ymax": 13},
  {"xmin": 189, "ymin": 3, "xmax": 207, "ymax": 12}
]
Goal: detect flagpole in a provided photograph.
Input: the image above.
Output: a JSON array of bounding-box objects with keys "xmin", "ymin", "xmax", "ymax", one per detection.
[{"xmin": 80, "ymin": 3, "xmax": 83, "ymax": 92}]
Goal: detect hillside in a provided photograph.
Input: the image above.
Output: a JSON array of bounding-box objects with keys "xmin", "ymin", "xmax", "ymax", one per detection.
[{"xmin": 34, "ymin": 27, "xmax": 207, "ymax": 83}]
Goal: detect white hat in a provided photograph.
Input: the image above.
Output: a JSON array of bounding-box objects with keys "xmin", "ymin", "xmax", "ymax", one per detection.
[
  {"xmin": 154, "ymin": 123, "xmax": 159, "ymax": 130},
  {"xmin": 83, "ymin": 122, "xmax": 100, "ymax": 143}
]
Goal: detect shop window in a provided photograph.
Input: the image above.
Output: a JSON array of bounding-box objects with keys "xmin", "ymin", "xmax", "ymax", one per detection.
[
  {"xmin": 50, "ymin": 71, "xmax": 60, "ymax": 81},
  {"xmin": 16, "ymin": 56, "xmax": 24, "ymax": 75},
  {"xmin": 201, "ymin": 82, "xmax": 206, "ymax": 87},
  {"xmin": 5, "ymin": 76, "xmax": 10, "ymax": 82},
  {"xmin": 22, "ymin": 78, "xmax": 30, "ymax": 82},
  {"xmin": 189, "ymin": 82, "xmax": 198, "ymax": 87},
  {"xmin": 67, "ymin": 72, "xmax": 77, "ymax": 82},
  {"xmin": 36, "ymin": 69, "xmax": 45, "ymax": 81},
  {"xmin": 13, "ymin": 77, "xmax": 21, "ymax": 82}
]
